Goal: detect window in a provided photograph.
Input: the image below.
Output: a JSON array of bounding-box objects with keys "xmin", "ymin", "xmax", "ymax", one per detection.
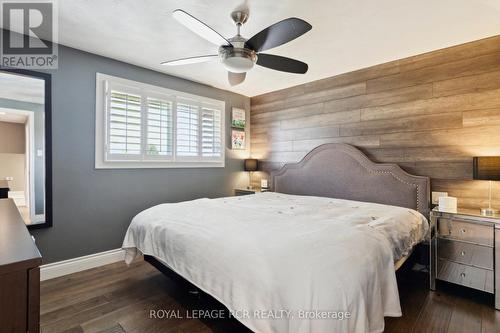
[
  {"xmin": 95, "ymin": 73, "xmax": 225, "ymax": 168},
  {"xmin": 201, "ymin": 106, "xmax": 222, "ymax": 157},
  {"xmin": 108, "ymin": 91, "xmax": 142, "ymax": 156},
  {"xmin": 146, "ymin": 97, "xmax": 173, "ymax": 157},
  {"xmin": 176, "ymin": 101, "xmax": 199, "ymax": 157}
]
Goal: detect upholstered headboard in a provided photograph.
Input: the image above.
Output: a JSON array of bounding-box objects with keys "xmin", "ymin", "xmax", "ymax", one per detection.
[{"xmin": 270, "ymin": 143, "xmax": 430, "ymax": 216}]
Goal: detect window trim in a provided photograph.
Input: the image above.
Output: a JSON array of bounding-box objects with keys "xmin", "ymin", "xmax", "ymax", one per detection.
[{"xmin": 95, "ymin": 73, "xmax": 225, "ymax": 169}]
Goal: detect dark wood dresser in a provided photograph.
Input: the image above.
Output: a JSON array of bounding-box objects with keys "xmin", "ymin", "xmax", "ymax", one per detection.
[{"xmin": 0, "ymin": 199, "xmax": 42, "ymax": 333}]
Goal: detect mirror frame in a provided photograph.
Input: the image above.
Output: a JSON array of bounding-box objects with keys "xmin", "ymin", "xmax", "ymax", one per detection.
[{"xmin": 0, "ymin": 67, "xmax": 52, "ymax": 229}]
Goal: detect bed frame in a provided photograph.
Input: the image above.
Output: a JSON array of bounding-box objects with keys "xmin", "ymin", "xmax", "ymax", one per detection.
[{"xmin": 145, "ymin": 143, "xmax": 430, "ymax": 301}]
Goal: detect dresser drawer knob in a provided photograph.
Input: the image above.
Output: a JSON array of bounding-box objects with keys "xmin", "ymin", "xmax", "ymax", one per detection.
[
  {"xmin": 460, "ymin": 272, "xmax": 466, "ymax": 278},
  {"xmin": 460, "ymin": 250, "xmax": 466, "ymax": 256},
  {"xmin": 460, "ymin": 228, "xmax": 466, "ymax": 234}
]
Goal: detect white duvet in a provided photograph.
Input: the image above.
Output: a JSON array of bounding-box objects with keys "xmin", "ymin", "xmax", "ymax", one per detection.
[{"xmin": 122, "ymin": 192, "xmax": 428, "ymax": 333}]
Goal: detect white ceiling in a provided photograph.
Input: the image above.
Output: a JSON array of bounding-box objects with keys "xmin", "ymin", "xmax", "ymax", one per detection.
[
  {"xmin": 19, "ymin": 1, "xmax": 500, "ymax": 96},
  {"xmin": 0, "ymin": 72, "xmax": 45, "ymax": 104}
]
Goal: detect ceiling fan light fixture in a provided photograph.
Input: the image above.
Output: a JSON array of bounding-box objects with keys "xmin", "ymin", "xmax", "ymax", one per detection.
[
  {"xmin": 165, "ymin": 9, "xmax": 312, "ymax": 86},
  {"xmin": 219, "ymin": 47, "xmax": 257, "ymax": 73},
  {"xmin": 222, "ymin": 56, "xmax": 254, "ymax": 73}
]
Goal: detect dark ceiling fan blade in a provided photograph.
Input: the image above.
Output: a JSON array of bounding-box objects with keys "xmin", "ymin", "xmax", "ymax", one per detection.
[
  {"xmin": 256, "ymin": 54, "xmax": 308, "ymax": 74},
  {"xmin": 172, "ymin": 9, "xmax": 231, "ymax": 46},
  {"xmin": 228, "ymin": 72, "xmax": 246, "ymax": 86},
  {"xmin": 161, "ymin": 55, "xmax": 218, "ymax": 66},
  {"xmin": 246, "ymin": 18, "xmax": 312, "ymax": 52}
]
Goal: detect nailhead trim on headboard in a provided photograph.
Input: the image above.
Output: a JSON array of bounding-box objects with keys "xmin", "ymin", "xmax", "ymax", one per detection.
[
  {"xmin": 356, "ymin": 164, "xmax": 420, "ymax": 212},
  {"xmin": 271, "ymin": 143, "xmax": 430, "ymax": 216}
]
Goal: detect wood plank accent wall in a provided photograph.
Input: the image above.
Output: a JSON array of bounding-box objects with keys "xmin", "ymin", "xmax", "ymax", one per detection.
[{"xmin": 250, "ymin": 35, "xmax": 500, "ymax": 209}]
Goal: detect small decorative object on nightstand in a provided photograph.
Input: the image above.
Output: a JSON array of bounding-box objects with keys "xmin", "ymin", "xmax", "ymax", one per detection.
[
  {"xmin": 234, "ymin": 188, "xmax": 260, "ymax": 196},
  {"xmin": 430, "ymin": 207, "xmax": 500, "ymax": 309},
  {"xmin": 473, "ymin": 156, "xmax": 500, "ymax": 216},
  {"xmin": 438, "ymin": 196, "xmax": 457, "ymax": 213},
  {"xmin": 244, "ymin": 158, "xmax": 258, "ymax": 189}
]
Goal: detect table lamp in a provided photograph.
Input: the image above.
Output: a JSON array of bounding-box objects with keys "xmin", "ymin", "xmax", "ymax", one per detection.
[
  {"xmin": 473, "ymin": 156, "xmax": 500, "ymax": 216},
  {"xmin": 244, "ymin": 158, "xmax": 258, "ymax": 189}
]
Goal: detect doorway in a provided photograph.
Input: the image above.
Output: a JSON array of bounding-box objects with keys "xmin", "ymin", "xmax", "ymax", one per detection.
[{"xmin": 0, "ymin": 109, "xmax": 36, "ymax": 223}]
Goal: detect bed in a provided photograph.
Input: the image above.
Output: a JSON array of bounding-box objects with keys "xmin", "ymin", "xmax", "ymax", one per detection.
[{"xmin": 122, "ymin": 143, "xmax": 430, "ymax": 333}]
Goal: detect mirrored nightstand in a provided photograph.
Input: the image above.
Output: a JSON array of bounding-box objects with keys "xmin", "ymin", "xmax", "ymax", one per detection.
[{"xmin": 430, "ymin": 207, "xmax": 500, "ymax": 309}]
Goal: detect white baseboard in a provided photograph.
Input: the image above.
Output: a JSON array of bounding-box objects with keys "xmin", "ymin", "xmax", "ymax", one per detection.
[{"xmin": 40, "ymin": 248, "xmax": 125, "ymax": 281}]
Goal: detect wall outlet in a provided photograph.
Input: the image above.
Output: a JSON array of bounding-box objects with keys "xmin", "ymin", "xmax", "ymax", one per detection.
[
  {"xmin": 432, "ymin": 191, "xmax": 448, "ymax": 205},
  {"xmin": 5, "ymin": 176, "xmax": 13, "ymax": 181}
]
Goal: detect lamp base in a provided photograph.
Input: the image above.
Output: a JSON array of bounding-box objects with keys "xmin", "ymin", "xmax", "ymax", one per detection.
[{"xmin": 480, "ymin": 207, "xmax": 499, "ymax": 216}]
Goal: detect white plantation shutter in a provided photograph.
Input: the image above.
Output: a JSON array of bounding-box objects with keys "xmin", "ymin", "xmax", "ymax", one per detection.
[
  {"xmin": 176, "ymin": 102, "xmax": 199, "ymax": 157},
  {"xmin": 201, "ymin": 107, "xmax": 222, "ymax": 157},
  {"xmin": 97, "ymin": 74, "xmax": 225, "ymax": 168},
  {"xmin": 108, "ymin": 90, "xmax": 142, "ymax": 155},
  {"xmin": 146, "ymin": 98, "xmax": 173, "ymax": 156}
]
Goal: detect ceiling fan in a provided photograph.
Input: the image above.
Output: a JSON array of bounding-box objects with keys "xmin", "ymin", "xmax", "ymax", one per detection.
[{"xmin": 162, "ymin": 9, "xmax": 312, "ymax": 86}]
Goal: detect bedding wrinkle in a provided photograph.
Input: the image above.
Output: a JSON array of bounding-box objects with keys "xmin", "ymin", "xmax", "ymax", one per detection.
[{"xmin": 123, "ymin": 192, "xmax": 428, "ymax": 333}]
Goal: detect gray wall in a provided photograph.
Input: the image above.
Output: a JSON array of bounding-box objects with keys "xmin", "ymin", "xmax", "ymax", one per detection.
[
  {"xmin": 34, "ymin": 110, "xmax": 44, "ymax": 213},
  {"xmin": 31, "ymin": 45, "xmax": 250, "ymax": 263}
]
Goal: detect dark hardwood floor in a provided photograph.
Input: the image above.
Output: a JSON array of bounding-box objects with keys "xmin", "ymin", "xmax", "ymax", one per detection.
[{"xmin": 40, "ymin": 259, "xmax": 500, "ymax": 333}]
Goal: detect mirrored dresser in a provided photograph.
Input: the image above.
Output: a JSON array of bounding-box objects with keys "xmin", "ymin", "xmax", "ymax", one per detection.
[{"xmin": 430, "ymin": 207, "xmax": 500, "ymax": 309}]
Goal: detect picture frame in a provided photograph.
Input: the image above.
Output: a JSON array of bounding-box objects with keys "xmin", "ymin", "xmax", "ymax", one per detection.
[
  {"xmin": 231, "ymin": 129, "xmax": 245, "ymax": 150},
  {"xmin": 231, "ymin": 108, "xmax": 246, "ymax": 129}
]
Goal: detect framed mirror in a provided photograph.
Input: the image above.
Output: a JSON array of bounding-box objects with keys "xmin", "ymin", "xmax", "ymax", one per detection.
[{"xmin": 0, "ymin": 68, "xmax": 52, "ymax": 228}]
